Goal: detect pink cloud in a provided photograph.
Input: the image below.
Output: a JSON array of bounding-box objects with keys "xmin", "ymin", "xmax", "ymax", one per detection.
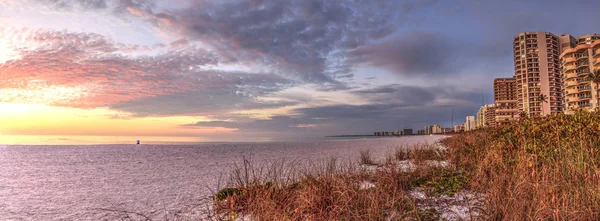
[{"xmin": 0, "ymin": 28, "xmax": 230, "ymax": 108}]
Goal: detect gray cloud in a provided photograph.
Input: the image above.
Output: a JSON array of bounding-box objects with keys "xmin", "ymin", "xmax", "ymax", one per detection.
[
  {"xmin": 109, "ymin": 72, "xmax": 296, "ymax": 116},
  {"xmin": 348, "ymin": 31, "xmax": 461, "ymax": 77},
  {"xmin": 32, "ymin": 0, "xmax": 110, "ymax": 10},
  {"xmin": 28, "ymin": 0, "xmax": 440, "ymax": 85},
  {"xmin": 185, "ymin": 84, "xmax": 482, "ymax": 138},
  {"xmin": 353, "ymin": 84, "xmax": 443, "ymax": 106},
  {"xmin": 170, "ymin": 0, "xmax": 421, "ymax": 84}
]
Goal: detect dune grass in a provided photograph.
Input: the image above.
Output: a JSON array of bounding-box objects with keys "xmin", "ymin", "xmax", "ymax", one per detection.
[
  {"xmin": 442, "ymin": 110, "xmax": 600, "ymax": 220},
  {"xmin": 212, "ymin": 144, "xmax": 460, "ymax": 221}
]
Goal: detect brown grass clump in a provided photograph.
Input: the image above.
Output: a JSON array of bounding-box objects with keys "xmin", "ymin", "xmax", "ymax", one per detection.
[
  {"xmin": 213, "ymin": 143, "xmax": 461, "ymax": 221},
  {"xmin": 442, "ymin": 110, "xmax": 600, "ymax": 220},
  {"xmin": 213, "ymin": 159, "xmax": 414, "ymax": 220},
  {"xmin": 359, "ymin": 150, "xmax": 377, "ymax": 165},
  {"xmin": 395, "ymin": 144, "xmax": 446, "ymax": 162}
]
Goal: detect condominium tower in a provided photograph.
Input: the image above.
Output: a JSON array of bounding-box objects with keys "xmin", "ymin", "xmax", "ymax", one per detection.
[
  {"xmin": 494, "ymin": 77, "xmax": 518, "ymax": 124},
  {"xmin": 560, "ymin": 34, "xmax": 600, "ymax": 112},
  {"xmin": 464, "ymin": 116, "xmax": 476, "ymax": 131},
  {"xmin": 513, "ymin": 32, "xmax": 571, "ymax": 116},
  {"xmin": 485, "ymin": 105, "xmax": 496, "ymax": 127},
  {"xmin": 476, "ymin": 104, "xmax": 495, "ymax": 128}
]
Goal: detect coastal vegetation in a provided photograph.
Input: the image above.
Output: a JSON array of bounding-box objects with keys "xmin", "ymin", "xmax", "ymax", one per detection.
[
  {"xmin": 212, "ymin": 110, "xmax": 600, "ymax": 220},
  {"xmin": 443, "ymin": 109, "xmax": 600, "ymax": 220}
]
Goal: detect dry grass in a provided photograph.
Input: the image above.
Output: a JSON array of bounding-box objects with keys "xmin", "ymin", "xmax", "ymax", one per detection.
[
  {"xmin": 395, "ymin": 144, "xmax": 446, "ymax": 162},
  {"xmin": 359, "ymin": 150, "xmax": 377, "ymax": 166},
  {"xmin": 212, "ymin": 144, "xmax": 463, "ymax": 221},
  {"xmin": 442, "ymin": 110, "xmax": 600, "ymax": 220}
]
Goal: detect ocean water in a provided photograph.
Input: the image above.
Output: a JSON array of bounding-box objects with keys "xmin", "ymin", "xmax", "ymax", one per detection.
[{"xmin": 0, "ymin": 136, "xmax": 444, "ymax": 220}]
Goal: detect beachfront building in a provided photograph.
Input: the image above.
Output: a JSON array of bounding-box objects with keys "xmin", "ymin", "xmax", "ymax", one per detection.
[
  {"xmin": 417, "ymin": 130, "xmax": 424, "ymax": 135},
  {"xmin": 476, "ymin": 104, "xmax": 495, "ymax": 128},
  {"xmin": 485, "ymin": 105, "xmax": 497, "ymax": 127},
  {"xmin": 494, "ymin": 77, "xmax": 518, "ymax": 125},
  {"xmin": 444, "ymin": 128, "xmax": 453, "ymax": 133},
  {"xmin": 403, "ymin": 129, "xmax": 413, "ymax": 135},
  {"xmin": 475, "ymin": 104, "xmax": 496, "ymax": 128},
  {"xmin": 453, "ymin": 124, "xmax": 464, "ymax": 132},
  {"xmin": 464, "ymin": 116, "xmax": 476, "ymax": 131},
  {"xmin": 513, "ymin": 32, "xmax": 574, "ymax": 116},
  {"xmin": 424, "ymin": 124, "xmax": 443, "ymax": 134},
  {"xmin": 432, "ymin": 124, "xmax": 443, "ymax": 134},
  {"xmin": 560, "ymin": 34, "xmax": 600, "ymax": 112}
]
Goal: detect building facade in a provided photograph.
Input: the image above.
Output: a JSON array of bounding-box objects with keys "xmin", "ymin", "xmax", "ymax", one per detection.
[
  {"xmin": 464, "ymin": 116, "xmax": 476, "ymax": 131},
  {"xmin": 513, "ymin": 32, "xmax": 571, "ymax": 116},
  {"xmin": 432, "ymin": 124, "xmax": 443, "ymax": 134},
  {"xmin": 494, "ymin": 77, "xmax": 518, "ymax": 124},
  {"xmin": 403, "ymin": 129, "xmax": 413, "ymax": 136},
  {"xmin": 476, "ymin": 104, "xmax": 495, "ymax": 128},
  {"xmin": 485, "ymin": 105, "xmax": 497, "ymax": 127},
  {"xmin": 424, "ymin": 125, "xmax": 432, "ymax": 135},
  {"xmin": 560, "ymin": 34, "xmax": 600, "ymax": 112},
  {"xmin": 453, "ymin": 124, "xmax": 464, "ymax": 132}
]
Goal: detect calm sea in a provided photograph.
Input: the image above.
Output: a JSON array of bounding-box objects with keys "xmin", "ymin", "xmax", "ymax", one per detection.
[{"xmin": 0, "ymin": 136, "xmax": 443, "ymax": 220}]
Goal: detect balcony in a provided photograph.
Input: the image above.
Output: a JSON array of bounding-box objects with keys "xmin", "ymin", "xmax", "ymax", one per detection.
[
  {"xmin": 563, "ymin": 64, "xmax": 577, "ymax": 71},
  {"xmin": 595, "ymin": 48, "xmax": 600, "ymax": 57},
  {"xmin": 577, "ymin": 55, "xmax": 589, "ymax": 61},
  {"xmin": 578, "ymin": 87, "xmax": 592, "ymax": 92},
  {"xmin": 566, "ymin": 80, "xmax": 578, "ymax": 87},
  {"xmin": 577, "ymin": 62, "xmax": 590, "ymax": 68},
  {"xmin": 564, "ymin": 56, "xmax": 577, "ymax": 63},
  {"xmin": 565, "ymin": 89, "xmax": 578, "ymax": 95},
  {"xmin": 565, "ymin": 72, "xmax": 578, "ymax": 80},
  {"xmin": 496, "ymin": 108, "xmax": 518, "ymax": 113},
  {"xmin": 577, "ymin": 61, "xmax": 590, "ymax": 68}
]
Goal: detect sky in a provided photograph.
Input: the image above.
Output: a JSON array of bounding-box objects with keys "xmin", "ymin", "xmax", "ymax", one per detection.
[{"xmin": 1, "ymin": 0, "xmax": 599, "ymax": 144}]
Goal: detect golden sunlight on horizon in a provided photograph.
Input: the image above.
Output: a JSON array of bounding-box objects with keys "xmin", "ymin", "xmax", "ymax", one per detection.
[{"xmin": 0, "ymin": 103, "xmax": 237, "ymax": 144}]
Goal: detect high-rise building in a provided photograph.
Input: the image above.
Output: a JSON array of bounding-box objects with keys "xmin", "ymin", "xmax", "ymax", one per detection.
[
  {"xmin": 403, "ymin": 129, "xmax": 413, "ymax": 136},
  {"xmin": 432, "ymin": 124, "xmax": 443, "ymax": 134},
  {"xmin": 453, "ymin": 124, "xmax": 464, "ymax": 132},
  {"xmin": 424, "ymin": 125, "xmax": 432, "ymax": 135},
  {"xmin": 476, "ymin": 104, "xmax": 496, "ymax": 128},
  {"xmin": 485, "ymin": 105, "xmax": 496, "ymax": 127},
  {"xmin": 560, "ymin": 34, "xmax": 600, "ymax": 112},
  {"xmin": 494, "ymin": 77, "xmax": 518, "ymax": 124},
  {"xmin": 513, "ymin": 32, "xmax": 572, "ymax": 116},
  {"xmin": 464, "ymin": 116, "xmax": 476, "ymax": 131}
]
